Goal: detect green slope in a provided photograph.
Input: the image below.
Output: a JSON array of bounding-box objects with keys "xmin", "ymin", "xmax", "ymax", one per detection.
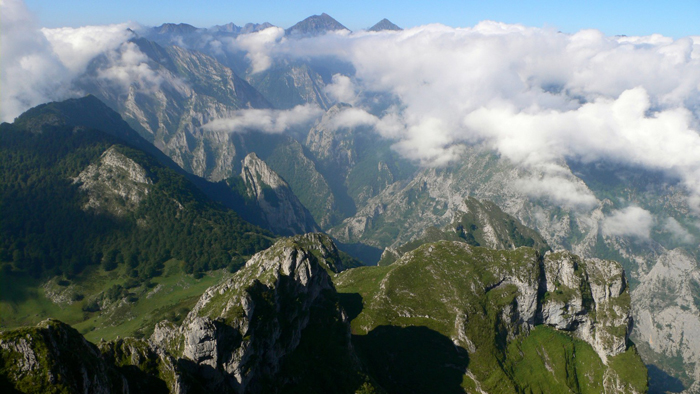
[{"xmin": 335, "ymin": 242, "xmax": 648, "ymax": 393}]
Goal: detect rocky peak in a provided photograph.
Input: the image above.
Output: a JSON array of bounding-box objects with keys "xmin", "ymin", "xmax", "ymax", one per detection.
[
  {"xmin": 151, "ymin": 233, "xmax": 353, "ymax": 393},
  {"xmin": 240, "ymin": 152, "xmax": 320, "ymax": 235},
  {"xmin": 541, "ymin": 251, "xmax": 630, "ymax": 363},
  {"xmin": 285, "ymin": 13, "xmax": 349, "ymax": 36},
  {"xmin": 73, "ymin": 146, "xmax": 153, "ymax": 216},
  {"xmin": 240, "ymin": 22, "xmax": 274, "ymax": 34},
  {"xmin": 368, "ymin": 18, "xmax": 402, "ymax": 31}
]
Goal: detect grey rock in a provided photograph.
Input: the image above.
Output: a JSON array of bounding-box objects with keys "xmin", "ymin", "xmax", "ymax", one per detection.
[
  {"xmin": 73, "ymin": 146, "xmax": 152, "ymax": 216},
  {"xmin": 240, "ymin": 152, "xmax": 320, "ymax": 235}
]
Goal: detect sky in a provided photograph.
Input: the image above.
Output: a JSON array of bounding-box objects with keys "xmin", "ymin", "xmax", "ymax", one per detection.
[{"xmin": 22, "ymin": 0, "xmax": 700, "ymax": 38}]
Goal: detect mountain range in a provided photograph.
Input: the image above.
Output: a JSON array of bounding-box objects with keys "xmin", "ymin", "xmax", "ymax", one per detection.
[{"xmin": 1, "ymin": 12, "xmax": 698, "ymax": 393}]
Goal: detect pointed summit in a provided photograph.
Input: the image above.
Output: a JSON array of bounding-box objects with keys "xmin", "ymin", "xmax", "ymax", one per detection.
[
  {"xmin": 286, "ymin": 13, "xmax": 349, "ymax": 36},
  {"xmin": 369, "ymin": 18, "xmax": 402, "ymax": 31}
]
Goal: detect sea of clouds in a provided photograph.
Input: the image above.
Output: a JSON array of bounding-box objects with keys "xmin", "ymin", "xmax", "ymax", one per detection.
[{"xmin": 4, "ymin": 0, "xmax": 700, "ymax": 231}]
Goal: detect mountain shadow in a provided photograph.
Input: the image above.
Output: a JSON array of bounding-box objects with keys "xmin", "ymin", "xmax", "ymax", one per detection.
[
  {"xmin": 647, "ymin": 364, "xmax": 686, "ymax": 393},
  {"xmin": 353, "ymin": 325, "xmax": 470, "ymax": 394}
]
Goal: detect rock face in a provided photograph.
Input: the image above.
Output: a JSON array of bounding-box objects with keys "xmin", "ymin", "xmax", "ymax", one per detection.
[
  {"xmin": 74, "ymin": 146, "xmax": 153, "ymax": 216},
  {"xmin": 240, "ymin": 152, "xmax": 320, "ymax": 235},
  {"xmin": 247, "ymin": 61, "xmax": 333, "ymax": 110},
  {"xmin": 149, "ymin": 233, "xmax": 365, "ymax": 393},
  {"xmin": 632, "ymin": 249, "xmax": 700, "ymax": 392},
  {"xmin": 0, "ymin": 320, "xmax": 125, "ymax": 393},
  {"xmin": 541, "ymin": 251, "xmax": 630, "ymax": 364},
  {"xmin": 305, "ymin": 103, "xmax": 357, "ymax": 175}
]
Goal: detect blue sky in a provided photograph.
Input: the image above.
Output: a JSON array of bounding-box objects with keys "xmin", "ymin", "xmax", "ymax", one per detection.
[{"xmin": 24, "ymin": 0, "xmax": 700, "ymax": 38}]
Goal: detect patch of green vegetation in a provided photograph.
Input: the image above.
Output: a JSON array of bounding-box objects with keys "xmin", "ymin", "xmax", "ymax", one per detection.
[
  {"xmin": 607, "ymin": 345, "xmax": 649, "ymax": 393},
  {"xmin": 505, "ymin": 326, "xmax": 606, "ymax": 393},
  {"xmin": 335, "ymin": 242, "xmax": 646, "ymax": 393},
  {"xmin": 0, "ymin": 110, "xmax": 274, "ymax": 281},
  {"xmin": 1, "ymin": 260, "xmax": 229, "ymax": 342}
]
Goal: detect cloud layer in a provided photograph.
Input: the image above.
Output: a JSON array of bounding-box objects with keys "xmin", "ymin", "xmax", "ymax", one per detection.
[
  {"xmin": 241, "ymin": 23, "xmax": 700, "ymax": 210},
  {"xmin": 202, "ymin": 105, "xmax": 323, "ymax": 134}
]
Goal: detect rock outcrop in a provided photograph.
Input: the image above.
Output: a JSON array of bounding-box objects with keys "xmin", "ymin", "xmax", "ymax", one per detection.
[
  {"xmin": 240, "ymin": 152, "xmax": 320, "ymax": 235},
  {"xmin": 0, "ymin": 320, "xmax": 125, "ymax": 393},
  {"xmin": 73, "ymin": 146, "xmax": 153, "ymax": 216},
  {"xmin": 149, "ymin": 233, "xmax": 365, "ymax": 393},
  {"xmin": 541, "ymin": 251, "xmax": 630, "ymax": 363}
]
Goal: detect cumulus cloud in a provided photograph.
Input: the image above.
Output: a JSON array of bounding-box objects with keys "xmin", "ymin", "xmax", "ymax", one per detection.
[
  {"xmin": 326, "ymin": 107, "xmax": 378, "ymax": 130},
  {"xmin": 228, "ymin": 26, "xmax": 286, "ymax": 73},
  {"xmin": 324, "ymin": 74, "xmax": 359, "ymax": 105},
  {"xmin": 514, "ymin": 172, "xmax": 599, "ymax": 210},
  {"xmin": 662, "ymin": 217, "xmax": 695, "ymax": 244},
  {"xmin": 202, "ymin": 104, "xmax": 324, "ymax": 133},
  {"xmin": 0, "ymin": 0, "xmax": 139, "ymax": 121},
  {"xmin": 1, "ymin": 0, "xmax": 70, "ymax": 121},
  {"xmin": 42, "ymin": 24, "xmax": 136, "ymax": 73},
  {"xmin": 602, "ymin": 206, "xmax": 655, "ymax": 239}
]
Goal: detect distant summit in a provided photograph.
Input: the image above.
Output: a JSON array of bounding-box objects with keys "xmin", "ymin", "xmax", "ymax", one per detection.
[
  {"xmin": 368, "ymin": 18, "xmax": 402, "ymax": 31},
  {"xmin": 209, "ymin": 22, "xmax": 274, "ymax": 35},
  {"xmin": 153, "ymin": 23, "xmax": 199, "ymax": 35},
  {"xmin": 286, "ymin": 13, "xmax": 349, "ymax": 36}
]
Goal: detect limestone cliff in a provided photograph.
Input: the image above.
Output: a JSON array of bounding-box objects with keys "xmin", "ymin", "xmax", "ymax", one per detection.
[
  {"xmin": 0, "ymin": 320, "xmax": 125, "ymax": 393},
  {"xmin": 632, "ymin": 249, "xmax": 700, "ymax": 393},
  {"xmin": 240, "ymin": 152, "xmax": 320, "ymax": 235},
  {"xmin": 148, "ymin": 233, "xmax": 366, "ymax": 393},
  {"xmin": 73, "ymin": 146, "xmax": 153, "ymax": 216}
]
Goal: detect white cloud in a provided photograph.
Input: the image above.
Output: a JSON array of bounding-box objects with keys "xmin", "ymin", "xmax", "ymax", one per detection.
[
  {"xmin": 202, "ymin": 104, "xmax": 324, "ymax": 133},
  {"xmin": 662, "ymin": 217, "xmax": 695, "ymax": 244},
  {"xmin": 229, "ymin": 26, "xmax": 286, "ymax": 73},
  {"xmin": 602, "ymin": 206, "xmax": 655, "ymax": 239},
  {"xmin": 324, "ymin": 74, "xmax": 359, "ymax": 105},
  {"xmin": 239, "ymin": 22, "xmax": 700, "ymax": 209},
  {"xmin": 42, "ymin": 24, "xmax": 136, "ymax": 73},
  {"xmin": 0, "ymin": 0, "xmax": 138, "ymax": 121},
  {"xmin": 0, "ymin": 0, "xmax": 70, "ymax": 121},
  {"xmin": 514, "ymin": 173, "xmax": 599, "ymax": 210},
  {"xmin": 326, "ymin": 107, "xmax": 378, "ymax": 130}
]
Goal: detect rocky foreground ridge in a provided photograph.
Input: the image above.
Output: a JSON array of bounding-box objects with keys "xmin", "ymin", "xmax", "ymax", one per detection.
[{"xmin": 1, "ymin": 234, "xmax": 647, "ymax": 393}]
